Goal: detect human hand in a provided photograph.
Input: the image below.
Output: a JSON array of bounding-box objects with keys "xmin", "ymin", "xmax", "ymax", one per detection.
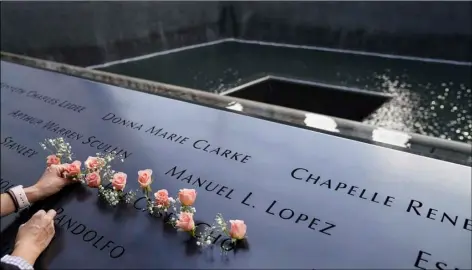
[
  {"xmin": 11, "ymin": 209, "xmax": 56, "ymax": 266},
  {"xmin": 26, "ymin": 164, "xmax": 74, "ymax": 203}
]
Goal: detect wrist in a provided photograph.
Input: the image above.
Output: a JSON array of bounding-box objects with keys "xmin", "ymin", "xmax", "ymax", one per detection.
[
  {"xmin": 11, "ymin": 245, "xmax": 39, "ymax": 266},
  {"xmin": 24, "ymin": 185, "xmax": 41, "ymax": 204}
]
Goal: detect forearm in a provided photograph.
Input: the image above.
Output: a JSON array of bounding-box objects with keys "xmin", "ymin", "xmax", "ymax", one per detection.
[
  {"xmin": 0, "ymin": 194, "xmax": 16, "ymax": 217},
  {"xmin": 1, "ymin": 186, "xmax": 40, "ymax": 217}
]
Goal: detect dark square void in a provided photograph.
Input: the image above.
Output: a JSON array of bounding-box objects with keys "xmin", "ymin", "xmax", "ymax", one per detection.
[{"xmin": 224, "ymin": 76, "xmax": 393, "ymax": 121}]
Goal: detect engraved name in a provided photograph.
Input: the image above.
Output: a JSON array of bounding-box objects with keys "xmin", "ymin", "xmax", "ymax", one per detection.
[
  {"xmin": 1, "ymin": 136, "xmax": 38, "ymax": 158},
  {"xmin": 54, "ymin": 207, "xmax": 125, "ymax": 259}
]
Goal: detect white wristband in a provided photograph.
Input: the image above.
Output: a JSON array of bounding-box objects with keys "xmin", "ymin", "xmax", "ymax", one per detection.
[{"xmin": 9, "ymin": 185, "xmax": 31, "ymax": 210}]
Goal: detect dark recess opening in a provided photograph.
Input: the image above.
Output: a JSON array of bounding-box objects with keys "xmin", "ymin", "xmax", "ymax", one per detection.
[{"xmin": 225, "ymin": 77, "xmax": 392, "ymax": 121}]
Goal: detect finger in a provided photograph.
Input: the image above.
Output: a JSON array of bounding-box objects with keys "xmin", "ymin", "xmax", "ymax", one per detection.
[
  {"xmin": 33, "ymin": 209, "xmax": 46, "ymax": 218},
  {"xmin": 51, "ymin": 164, "xmax": 68, "ymax": 176},
  {"xmin": 45, "ymin": 220, "xmax": 55, "ymax": 236},
  {"xmin": 28, "ymin": 210, "xmax": 45, "ymax": 224},
  {"xmin": 41, "ymin": 210, "xmax": 56, "ymax": 224},
  {"xmin": 45, "ymin": 209, "xmax": 57, "ymax": 220},
  {"xmin": 50, "ymin": 221, "xmax": 55, "ymax": 234}
]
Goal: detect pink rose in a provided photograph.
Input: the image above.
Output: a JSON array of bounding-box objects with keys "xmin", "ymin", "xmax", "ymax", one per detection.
[
  {"xmin": 66, "ymin": 160, "xmax": 82, "ymax": 177},
  {"xmin": 112, "ymin": 172, "xmax": 127, "ymax": 191},
  {"xmin": 176, "ymin": 212, "xmax": 195, "ymax": 232},
  {"xmin": 229, "ymin": 220, "xmax": 247, "ymax": 240},
  {"xmin": 84, "ymin": 156, "xmax": 103, "ymax": 171},
  {"xmin": 178, "ymin": 189, "xmax": 197, "ymax": 206},
  {"xmin": 46, "ymin": 155, "xmax": 61, "ymax": 167},
  {"xmin": 138, "ymin": 169, "xmax": 153, "ymax": 189},
  {"xmin": 154, "ymin": 189, "xmax": 169, "ymax": 207},
  {"xmin": 86, "ymin": 172, "xmax": 101, "ymax": 188}
]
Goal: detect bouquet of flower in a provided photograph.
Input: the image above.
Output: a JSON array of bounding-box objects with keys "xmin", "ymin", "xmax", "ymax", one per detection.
[
  {"xmin": 40, "ymin": 137, "xmax": 247, "ymax": 251},
  {"xmin": 40, "ymin": 138, "xmax": 136, "ymax": 205}
]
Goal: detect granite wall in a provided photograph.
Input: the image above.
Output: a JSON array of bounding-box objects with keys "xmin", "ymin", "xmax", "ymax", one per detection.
[{"xmin": 1, "ymin": 1, "xmax": 471, "ymax": 66}]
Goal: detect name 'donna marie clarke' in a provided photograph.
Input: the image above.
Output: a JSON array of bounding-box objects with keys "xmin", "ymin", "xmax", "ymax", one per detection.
[
  {"xmin": 101, "ymin": 113, "xmax": 252, "ymax": 164},
  {"xmin": 292, "ymin": 168, "xmax": 471, "ymax": 233}
]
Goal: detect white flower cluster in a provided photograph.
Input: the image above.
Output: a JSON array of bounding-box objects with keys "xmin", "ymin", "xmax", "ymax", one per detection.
[
  {"xmin": 124, "ymin": 190, "xmax": 136, "ymax": 204},
  {"xmin": 195, "ymin": 238, "xmax": 213, "ymax": 247},
  {"xmin": 163, "ymin": 198, "xmax": 180, "ymax": 225},
  {"xmin": 98, "ymin": 186, "xmax": 136, "ymax": 206},
  {"xmin": 40, "ymin": 137, "xmax": 73, "ymax": 162},
  {"xmin": 170, "ymin": 198, "xmax": 179, "ymax": 213},
  {"xmin": 215, "ymin": 213, "xmax": 227, "ymax": 232},
  {"xmin": 98, "ymin": 186, "xmax": 120, "ymax": 206},
  {"xmin": 195, "ymin": 226, "xmax": 216, "ymax": 248},
  {"xmin": 147, "ymin": 203, "xmax": 155, "ymax": 214},
  {"xmin": 180, "ymin": 205, "xmax": 196, "ymax": 214},
  {"xmin": 195, "ymin": 213, "xmax": 227, "ymax": 249},
  {"xmin": 164, "ymin": 198, "xmax": 195, "ymax": 216},
  {"xmin": 94, "ymin": 151, "xmax": 123, "ymax": 183},
  {"xmin": 77, "ymin": 174, "xmax": 87, "ymax": 185}
]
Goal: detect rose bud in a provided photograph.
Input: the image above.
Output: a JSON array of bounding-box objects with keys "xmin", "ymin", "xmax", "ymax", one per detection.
[
  {"xmin": 176, "ymin": 212, "xmax": 195, "ymax": 232},
  {"xmin": 86, "ymin": 172, "xmax": 101, "ymax": 188},
  {"xmin": 229, "ymin": 220, "xmax": 247, "ymax": 240},
  {"xmin": 46, "ymin": 155, "xmax": 61, "ymax": 167},
  {"xmin": 154, "ymin": 189, "xmax": 169, "ymax": 207},
  {"xmin": 178, "ymin": 189, "xmax": 197, "ymax": 206},
  {"xmin": 112, "ymin": 172, "xmax": 127, "ymax": 191},
  {"xmin": 84, "ymin": 156, "xmax": 103, "ymax": 171},
  {"xmin": 138, "ymin": 169, "xmax": 153, "ymax": 189},
  {"xmin": 66, "ymin": 160, "xmax": 82, "ymax": 177}
]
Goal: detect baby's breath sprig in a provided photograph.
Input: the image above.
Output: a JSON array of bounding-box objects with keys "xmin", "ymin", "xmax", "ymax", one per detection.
[
  {"xmin": 140, "ymin": 186, "xmax": 154, "ymax": 214},
  {"xmin": 94, "ymin": 151, "xmax": 123, "ymax": 184},
  {"xmin": 124, "ymin": 190, "xmax": 137, "ymax": 204},
  {"xmin": 98, "ymin": 186, "xmax": 136, "ymax": 206},
  {"xmin": 39, "ymin": 137, "xmax": 73, "ymax": 162},
  {"xmin": 98, "ymin": 186, "xmax": 120, "ymax": 206},
  {"xmin": 215, "ymin": 213, "xmax": 228, "ymax": 235},
  {"xmin": 195, "ymin": 224, "xmax": 218, "ymax": 249},
  {"xmin": 167, "ymin": 198, "xmax": 181, "ymax": 227},
  {"xmin": 195, "ymin": 213, "xmax": 226, "ymax": 249},
  {"xmin": 180, "ymin": 205, "xmax": 196, "ymax": 214}
]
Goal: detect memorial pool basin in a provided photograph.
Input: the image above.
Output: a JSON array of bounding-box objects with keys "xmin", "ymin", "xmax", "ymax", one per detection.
[{"xmin": 98, "ymin": 41, "xmax": 472, "ymax": 144}]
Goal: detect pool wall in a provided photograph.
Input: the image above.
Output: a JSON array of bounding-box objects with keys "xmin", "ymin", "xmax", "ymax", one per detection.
[
  {"xmin": 0, "ymin": 2, "xmax": 225, "ymax": 66},
  {"xmin": 231, "ymin": 1, "xmax": 472, "ymax": 62},
  {"xmin": 1, "ymin": 2, "xmax": 471, "ymax": 66}
]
